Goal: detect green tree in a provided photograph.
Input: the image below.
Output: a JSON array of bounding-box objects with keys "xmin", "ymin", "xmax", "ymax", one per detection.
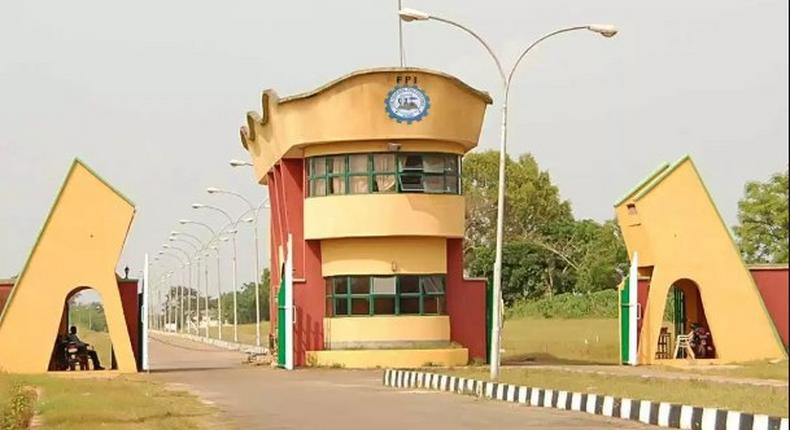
[
  {"xmin": 734, "ymin": 170, "xmax": 788, "ymax": 264},
  {"xmin": 463, "ymin": 151, "xmax": 572, "ymax": 258},
  {"xmin": 463, "ymin": 150, "xmax": 628, "ymax": 300},
  {"xmin": 467, "ymin": 240, "xmax": 574, "ymax": 304},
  {"xmin": 571, "ymin": 220, "xmax": 629, "ymax": 293},
  {"xmin": 220, "ymin": 268, "xmax": 271, "ymax": 324}
]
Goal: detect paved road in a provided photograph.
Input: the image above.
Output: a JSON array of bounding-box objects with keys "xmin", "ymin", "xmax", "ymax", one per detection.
[{"xmin": 149, "ymin": 334, "xmax": 651, "ymax": 430}]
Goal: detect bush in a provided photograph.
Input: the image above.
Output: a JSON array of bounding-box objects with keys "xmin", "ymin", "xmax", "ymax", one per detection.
[
  {"xmin": 0, "ymin": 382, "xmax": 36, "ymax": 430},
  {"xmin": 506, "ymin": 290, "xmax": 619, "ymax": 319}
]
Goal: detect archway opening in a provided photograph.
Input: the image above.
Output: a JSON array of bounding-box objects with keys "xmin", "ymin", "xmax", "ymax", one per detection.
[
  {"xmin": 656, "ymin": 279, "xmax": 716, "ymax": 360},
  {"xmin": 48, "ymin": 288, "xmax": 116, "ymax": 371}
]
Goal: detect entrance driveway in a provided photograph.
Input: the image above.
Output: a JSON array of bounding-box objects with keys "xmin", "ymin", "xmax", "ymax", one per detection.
[{"xmin": 149, "ymin": 334, "xmax": 651, "ymax": 429}]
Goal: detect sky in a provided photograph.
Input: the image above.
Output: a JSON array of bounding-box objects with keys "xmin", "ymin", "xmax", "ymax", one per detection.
[{"xmin": 1, "ymin": 1, "xmax": 787, "ymax": 295}]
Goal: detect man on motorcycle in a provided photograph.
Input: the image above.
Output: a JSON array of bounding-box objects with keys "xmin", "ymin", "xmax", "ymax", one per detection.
[
  {"xmin": 66, "ymin": 326, "xmax": 105, "ymax": 370},
  {"xmin": 690, "ymin": 323, "xmax": 713, "ymax": 359}
]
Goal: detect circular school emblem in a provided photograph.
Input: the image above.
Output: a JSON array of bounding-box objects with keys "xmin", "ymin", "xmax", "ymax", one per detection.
[{"xmin": 385, "ymin": 85, "xmax": 430, "ymax": 124}]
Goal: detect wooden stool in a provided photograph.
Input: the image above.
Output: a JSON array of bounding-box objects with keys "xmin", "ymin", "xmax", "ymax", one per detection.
[{"xmin": 656, "ymin": 328, "xmax": 671, "ymax": 359}]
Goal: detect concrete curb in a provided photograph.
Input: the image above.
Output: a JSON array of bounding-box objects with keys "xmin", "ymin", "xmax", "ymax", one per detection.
[
  {"xmin": 383, "ymin": 369, "xmax": 789, "ymax": 430},
  {"xmin": 151, "ymin": 330, "xmax": 266, "ymax": 355}
]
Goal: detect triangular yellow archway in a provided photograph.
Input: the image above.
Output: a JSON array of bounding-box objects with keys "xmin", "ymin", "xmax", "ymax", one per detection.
[
  {"xmin": 0, "ymin": 159, "xmax": 137, "ymax": 373},
  {"xmin": 615, "ymin": 155, "xmax": 786, "ymax": 364}
]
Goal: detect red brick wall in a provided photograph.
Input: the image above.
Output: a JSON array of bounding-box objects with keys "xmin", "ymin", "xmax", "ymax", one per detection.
[
  {"xmin": 268, "ymin": 159, "xmax": 325, "ymax": 365},
  {"xmin": 446, "ymin": 239, "xmax": 487, "ymax": 361},
  {"xmin": 750, "ymin": 267, "xmax": 789, "ymax": 348},
  {"xmin": 0, "ymin": 284, "xmax": 12, "ymax": 315},
  {"xmin": 294, "ymin": 241, "xmax": 325, "ymax": 366},
  {"xmin": 117, "ymin": 279, "xmax": 140, "ymax": 369}
]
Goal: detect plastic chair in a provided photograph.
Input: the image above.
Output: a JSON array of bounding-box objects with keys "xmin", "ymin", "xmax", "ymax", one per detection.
[{"xmin": 673, "ymin": 332, "xmax": 696, "ymax": 359}]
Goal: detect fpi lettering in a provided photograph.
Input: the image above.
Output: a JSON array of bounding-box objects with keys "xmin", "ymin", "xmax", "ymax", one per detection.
[{"xmin": 396, "ymin": 75, "xmax": 418, "ymax": 85}]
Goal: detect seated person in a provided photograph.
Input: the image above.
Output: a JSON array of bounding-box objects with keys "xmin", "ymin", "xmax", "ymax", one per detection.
[
  {"xmin": 66, "ymin": 326, "xmax": 105, "ymax": 370},
  {"xmin": 52, "ymin": 334, "xmax": 69, "ymax": 370},
  {"xmin": 690, "ymin": 323, "xmax": 713, "ymax": 359}
]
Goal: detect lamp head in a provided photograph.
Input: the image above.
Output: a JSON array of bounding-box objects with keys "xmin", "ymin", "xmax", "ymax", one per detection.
[
  {"xmin": 178, "ymin": 219, "xmax": 191, "ymax": 224},
  {"xmin": 229, "ymin": 159, "xmax": 253, "ymax": 167},
  {"xmin": 399, "ymin": 8, "xmax": 431, "ymax": 22},
  {"xmin": 191, "ymin": 203, "xmax": 204, "ymax": 209},
  {"xmin": 243, "ymin": 217, "xmax": 254, "ymax": 223},
  {"xmin": 206, "ymin": 187, "xmax": 222, "ymax": 194},
  {"xmin": 587, "ymin": 24, "xmax": 618, "ymax": 38}
]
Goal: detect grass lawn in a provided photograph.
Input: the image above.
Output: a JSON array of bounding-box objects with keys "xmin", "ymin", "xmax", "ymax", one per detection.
[
  {"xmin": 217, "ymin": 322, "xmax": 270, "ymax": 346},
  {"xmin": 501, "ymin": 318, "xmax": 788, "ymax": 382},
  {"xmin": 659, "ymin": 359, "xmax": 789, "ymax": 381},
  {"xmin": 0, "ymin": 373, "xmax": 10, "ymax": 408},
  {"xmin": 502, "ymin": 318, "xmax": 619, "ymax": 365},
  {"xmin": 0, "ymin": 373, "xmax": 36, "ymax": 430},
  {"xmin": 446, "ymin": 367, "xmax": 789, "ymax": 417},
  {"xmin": 0, "ymin": 373, "xmax": 229, "ymax": 430},
  {"xmin": 74, "ymin": 324, "xmax": 112, "ymax": 369}
]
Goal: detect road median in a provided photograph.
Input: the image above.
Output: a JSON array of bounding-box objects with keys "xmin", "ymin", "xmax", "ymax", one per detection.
[{"xmin": 383, "ymin": 368, "xmax": 789, "ymax": 430}]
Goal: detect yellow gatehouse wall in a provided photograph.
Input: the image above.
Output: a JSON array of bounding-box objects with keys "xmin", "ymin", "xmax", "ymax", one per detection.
[
  {"xmin": 614, "ymin": 156, "xmax": 786, "ymax": 364},
  {"xmin": 306, "ymin": 348, "xmax": 468, "ymax": 369},
  {"xmin": 320, "ymin": 237, "xmax": 447, "ymax": 276},
  {"xmin": 240, "ymin": 67, "xmax": 492, "ymax": 185},
  {"xmin": 304, "ymin": 194, "xmax": 465, "ymax": 240},
  {"xmin": 0, "ymin": 160, "xmax": 138, "ymax": 373},
  {"xmin": 323, "ymin": 315, "xmax": 450, "ymax": 349}
]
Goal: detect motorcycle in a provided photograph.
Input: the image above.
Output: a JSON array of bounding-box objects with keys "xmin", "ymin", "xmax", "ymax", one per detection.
[
  {"xmin": 691, "ymin": 325, "xmax": 714, "ymax": 359},
  {"xmin": 65, "ymin": 341, "xmax": 89, "ymax": 371}
]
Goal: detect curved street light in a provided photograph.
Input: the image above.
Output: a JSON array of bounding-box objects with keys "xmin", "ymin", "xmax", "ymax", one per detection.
[
  {"xmin": 400, "ymin": 7, "xmax": 617, "ymax": 380},
  {"xmin": 152, "ymin": 258, "xmax": 175, "ymax": 330},
  {"xmin": 179, "ymin": 219, "xmax": 217, "ymax": 237},
  {"xmin": 207, "ymin": 187, "xmax": 269, "ymax": 347},
  {"xmin": 192, "ymin": 204, "xmax": 242, "ymax": 342},
  {"xmin": 171, "ymin": 230, "xmax": 204, "ymax": 249},
  {"xmin": 177, "ymin": 219, "xmax": 221, "ymax": 336},
  {"xmin": 156, "ymin": 251, "xmax": 188, "ymax": 332},
  {"xmin": 163, "ymin": 243, "xmax": 197, "ymax": 334},
  {"xmin": 229, "ymin": 159, "xmax": 254, "ymax": 167},
  {"xmin": 168, "ymin": 236, "xmax": 203, "ymax": 333}
]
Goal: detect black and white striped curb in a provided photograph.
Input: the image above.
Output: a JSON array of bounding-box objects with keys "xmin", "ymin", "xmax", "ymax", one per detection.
[{"xmin": 383, "ymin": 369, "xmax": 788, "ymax": 430}]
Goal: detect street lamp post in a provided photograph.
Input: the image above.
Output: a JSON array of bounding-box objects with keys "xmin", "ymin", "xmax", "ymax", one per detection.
[
  {"xmin": 400, "ymin": 8, "xmax": 617, "ymax": 380},
  {"xmin": 163, "ymin": 274, "xmax": 170, "ymax": 331},
  {"xmin": 170, "ymin": 231, "xmax": 204, "ymax": 331},
  {"xmin": 211, "ymin": 245, "xmax": 223, "ymax": 339},
  {"xmin": 186, "ymin": 210, "xmax": 240, "ymax": 343},
  {"xmin": 151, "ymin": 260, "xmax": 162, "ymax": 330},
  {"xmin": 178, "ymin": 219, "xmax": 219, "ymax": 335},
  {"xmin": 229, "ymin": 159, "xmax": 254, "ymax": 167},
  {"xmin": 155, "ymin": 252, "xmax": 187, "ymax": 332},
  {"xmin": 162, "ymin": 243, "xmax": 195, "ymax": 334},
  {"xmin": 207, "ymin": 186, "xmax": 268, "ymax": 347},
  {"xmin": 203, "ymin": 249, "xmax": 210, "ymax": 337},
  {"xmin": 170, "ymin": 234, "xmax": 210, "ymax": 337}
]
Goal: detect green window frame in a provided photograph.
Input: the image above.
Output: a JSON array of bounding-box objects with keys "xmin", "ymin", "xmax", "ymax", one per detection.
[
  {"xmin": 307, "ymin": 153, "xmax": 461, "ymax": 197},
  {"xmin": 325, "ymin": 275, "xmax": 446, "ymax": 317}
]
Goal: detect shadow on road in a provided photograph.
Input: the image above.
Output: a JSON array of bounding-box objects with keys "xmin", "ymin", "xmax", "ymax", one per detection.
[{"xmin": 148, "ymin": 366, "xmax": 242, "ymax": 373}]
